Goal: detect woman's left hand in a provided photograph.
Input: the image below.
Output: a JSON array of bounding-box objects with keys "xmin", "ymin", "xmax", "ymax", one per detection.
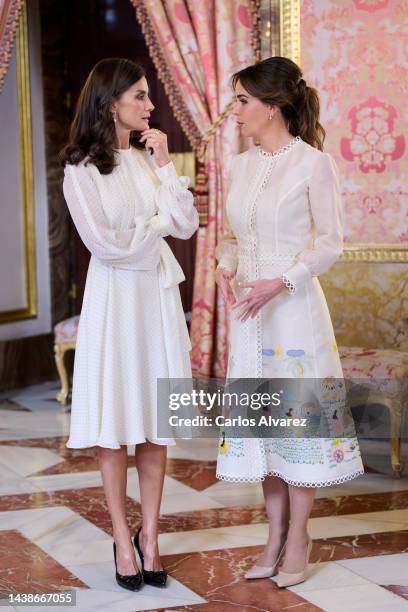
[
  {"xmin": 232, "ymin": 278, "xmax": 286, "ymax": 322},
  {"xmin": 139, "ymin": 129, "xmax": 170, "ymax": 167}
]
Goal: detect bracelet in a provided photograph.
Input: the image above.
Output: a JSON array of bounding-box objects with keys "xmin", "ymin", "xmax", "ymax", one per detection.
[{"xmin": 280, "ymin": 274, "xmax": 296, "ymax": 294}]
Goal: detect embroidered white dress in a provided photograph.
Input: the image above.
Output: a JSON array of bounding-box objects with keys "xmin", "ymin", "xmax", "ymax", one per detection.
[
  {"xmin": 63, "ymin": 147, "xmax": 199, "ymax": 449},
  {"xmin": 215, "ymin": 137, "xmax": 364, "ymax": 486}
]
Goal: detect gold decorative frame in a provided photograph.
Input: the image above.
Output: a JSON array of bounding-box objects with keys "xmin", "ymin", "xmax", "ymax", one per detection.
[
  {"xmin": 0, "ymin": 3, "xmax": 37, "ymax": 324},
  {"xmin": 258, "ymin": 0, "xmax": 408, "ymax": 263},
  {"xmin": 279, "ymin": 0, "xmax": 300, "ymax": 65}
]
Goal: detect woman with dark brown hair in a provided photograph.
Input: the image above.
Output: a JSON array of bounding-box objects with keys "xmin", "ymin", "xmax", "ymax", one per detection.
[
  {"xmin": 215, "ymin": 56, "xmax": 363, "ymax": 587},
  {"xmin": 60, "ymin": 58, "xmax": 198, "ymax": 591}
]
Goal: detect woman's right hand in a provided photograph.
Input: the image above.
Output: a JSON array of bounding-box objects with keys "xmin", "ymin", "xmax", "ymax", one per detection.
[{"xmin": 215, "ymin": 267, "xmax": 236, "ymax": 309}]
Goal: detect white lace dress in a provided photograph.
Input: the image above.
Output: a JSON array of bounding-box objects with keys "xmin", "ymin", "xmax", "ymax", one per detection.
[
  {"xmin": 215, "ymin": 137, "xmax": 364, "ymax": 486},
  {"xmin": 63, "ymin": 147, "xmax": 198, "ymax": 449}
]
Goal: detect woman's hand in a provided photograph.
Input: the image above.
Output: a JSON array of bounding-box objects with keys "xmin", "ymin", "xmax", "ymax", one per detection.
[
  {"xmin": 232, "ymin": 278, "xmax": 286, "ymax": 322},
  {"xmin": 139, "ymin": 129, "xmax": 170, "ymax": 167},
  {"xmin": 215, "ymin": 267, "xmax": 236, "ymax": 310}
]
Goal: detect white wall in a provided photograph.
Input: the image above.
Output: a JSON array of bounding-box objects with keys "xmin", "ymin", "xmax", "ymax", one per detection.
[{"xmin": 0, "ymin": 0, "xmax": 51, "ymax": 341}]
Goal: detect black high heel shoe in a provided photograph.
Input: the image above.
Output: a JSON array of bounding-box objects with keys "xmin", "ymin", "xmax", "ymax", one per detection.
[
  {"xmin": 133, "ymin": 526, "xmax": 168, "ymax": 587},
  {"xmin": 113, "ymin": 541, "xmax": 143, "ymax": 591}
]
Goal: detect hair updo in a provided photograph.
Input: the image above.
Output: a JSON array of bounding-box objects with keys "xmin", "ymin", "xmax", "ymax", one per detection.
[{"xmin": 232, "ymin": 56, "xmax": 325, "ymax": 151}]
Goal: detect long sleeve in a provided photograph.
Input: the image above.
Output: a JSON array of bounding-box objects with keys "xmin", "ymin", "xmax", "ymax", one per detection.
[
  {"xmin": 215, "ymin": 156, "xmax": 239, "ymax": 274},
  {"xmin": 154, "ymin": 161, "xmax": 199, "ymax": 239},
  {"xmin": 281, "ymin": 152, "xmax": 343, "ymax": 294},
  {"xmin": 63, "ymin": 162, "xmax": 161, "ymax": 270}
]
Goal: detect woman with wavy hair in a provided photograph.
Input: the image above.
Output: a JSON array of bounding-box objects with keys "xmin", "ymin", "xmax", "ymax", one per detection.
[
  {"xmin": 215, "ymin": 56, "xmax": 363, "ymax": 587},
  {"xmin": 60, "ymin": 58, "xmax": 198, "ymax": 591}
]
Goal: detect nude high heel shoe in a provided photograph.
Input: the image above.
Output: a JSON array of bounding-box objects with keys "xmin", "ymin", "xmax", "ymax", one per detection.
[
  {"xmin": 275, "ymin": 535, "xmax": 312, "ymax": 588},
  {"xmin": 245, "ymin": 538, "xmax": 287, "ymax": 580}
]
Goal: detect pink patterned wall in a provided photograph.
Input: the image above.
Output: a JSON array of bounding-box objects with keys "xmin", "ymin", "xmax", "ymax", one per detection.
[{"xmin": 300, "ymin": 0, "xmax": 407, "ymax": 244}]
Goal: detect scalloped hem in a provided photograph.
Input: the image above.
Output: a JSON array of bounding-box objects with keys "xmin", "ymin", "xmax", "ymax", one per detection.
[{"xmin": 215, "ymin": 467, "xmax": 365, "ymax": 488}]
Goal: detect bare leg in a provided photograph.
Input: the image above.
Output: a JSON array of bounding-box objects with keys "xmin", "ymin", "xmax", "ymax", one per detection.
[
  {"xmin": 256, "ymin": 475, "xmax": 290, "ymax": 566},
  {"xmin": 280, "ymin": 484, "xmax": 315, "ymax": 573},
  {"xmin": 135, "ymin": 440, "xmax": 167, "ymax": 571},
  {"xmin": 98, "ymin": 446, "xmax": 139, "ymax": 575}
]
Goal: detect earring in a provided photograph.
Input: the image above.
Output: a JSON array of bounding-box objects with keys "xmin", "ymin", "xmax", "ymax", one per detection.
[
  {"xmin": 268, "ymin": 111, "xmax": 273, "ymax": 121},
  {"xmin": 112, "ymin": 111, "xmax": 117, "ymax": 123}
]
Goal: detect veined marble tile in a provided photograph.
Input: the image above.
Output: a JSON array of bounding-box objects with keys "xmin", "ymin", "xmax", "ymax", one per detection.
[
  {"xmin": 308, "ymin": 510, "xmax": 408, "ymax": 539},
  {"xmin": 158, "ymin": 524, "xmax": 267, "ymax": 556},
  {"xmin": 300, "ymin": 583, "xmax": 408, "ymax": 611},
  {"xmin": 0, "ymin": 429, "xmax": 69, "ymax": 441},
  {"xmin": 0, "ymin": 461, "xmax": 25, "ymax": 481},
  {"xmin": 127, "ymin": 472, "xmax": 196, "ymax": 497},
  {"xmin": 204, "ymin": 471, "xmax": 408, "ymax": 506},
  {"xmin": 66, "ymin": 560, "xmax": 205, "ymax": 602},
  {"xmin": 27, "ymin": 470, "xmax": 103, "ymax": 492},
  {"xmin": 0, "ymin": 410, "xmax": 71, "ymax": 440},
  {"xmin": 0, "ymin": 445, "xmax": 64, "ymax": 477},
  {"xmin": 349, "ymin": 509, "xmax": 408, "ymax": 527},
  {"xmin": 166, "ymin": 438, "xmax": 218, "ymax": 461},
  {"xmin": 126, "ymin": 472, "xmax": 225, "ymax": 513},
  {"xmin": 155, "ymin": 510, "xmax": 408, "ymax": 556},
  {"xmin": 0, "ymin": 506, "xmax": 114, "ymax": 567},
  {"xmin": 315, "ymin": 473, "xmax": 408, "ymax": 498},
  {"xmin": 11, "ymin": 380, "xmax": 61, "ymax": 410},
  {"xmin": 288, "ymin": 561, "xmax": 370, "ymax": 593},
  {"xmin": 0, "ymin": 507, "xmax": 60, "ymax": 530},
  {"xmin": 159, "ymin": 491, "xmax": 225, "ymax": 514},
  {"xmin": 204, "ymin": 480, "xmax": 265, "ymax": 507},
  {"xmin": 337, "ymin": 553, "xmax": 408, "ymax": 586},
  {"xmin": 0, "ymin": 476, "xmax": 40, "ymax": 496},
  {"xmin": 21, "ymin": 506, "xmax": 104, "ymax": 544},
  {"xmin": 14, "ymin": 585, "xmax": 205, "ymax": 612}
]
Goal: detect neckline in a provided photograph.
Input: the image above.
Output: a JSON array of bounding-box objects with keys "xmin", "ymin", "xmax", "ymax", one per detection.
[
  {"xmin": 114, "ymin": 146, "xmax": 132, "ymax": 153},
  {"xmin": 258, "ymin": 136, "xmax": 301, "ymax": 159}
]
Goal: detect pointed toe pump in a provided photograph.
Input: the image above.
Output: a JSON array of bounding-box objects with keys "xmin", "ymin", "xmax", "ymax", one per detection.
[
  {"xmin": 113, "ymin": 541, "xmax": 143, "ymax": 591},
  {"xmin": 134, "ymin": 526, "xmax": 168, "ymax": 588},
  {"xmin": 275, "ymin": 535, "xmax": 313, "ymax": 588},
  {"xmin": 245, "ymin": 539, "xmax": 287, "ymax": 580}
]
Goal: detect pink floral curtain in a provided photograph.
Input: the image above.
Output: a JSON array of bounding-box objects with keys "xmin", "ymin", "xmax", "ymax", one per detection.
[
  {"xmin": 0, "ymin": 0, "xmax": 23, "ymax": 93},
  {"xmin": 132, "ymin": 0, "xmax": 253, "ymax": 377}
]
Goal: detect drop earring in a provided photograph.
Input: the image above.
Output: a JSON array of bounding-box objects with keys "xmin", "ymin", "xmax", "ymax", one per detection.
[
  {"xmin": 112, "ymin": 111, "xmax": 117, "ymax": 123},
  {"xmin": 268, "ymin": 111, "xmax": 273, "ymax": 121}
]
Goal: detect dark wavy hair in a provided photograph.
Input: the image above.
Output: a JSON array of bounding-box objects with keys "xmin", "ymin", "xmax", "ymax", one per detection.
[
  {"xmin": 232, "ymin": 56, "xmax": 325, "ymax": 150},
  {"xmin": 59, "ymin": 58, "xmax": 146, "ymax": 174}
]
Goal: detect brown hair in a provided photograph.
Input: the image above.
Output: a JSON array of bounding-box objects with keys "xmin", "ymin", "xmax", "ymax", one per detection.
[
  {"xmin": 60, "ymin": 58, "xmax": 146, "ymax": 174},
  {"xmin": 232, "ymin": 56, "xmax": 325, "ymax": 150}
]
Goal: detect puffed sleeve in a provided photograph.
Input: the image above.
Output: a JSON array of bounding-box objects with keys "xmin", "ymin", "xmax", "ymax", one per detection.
[
  {"xmin": 281, "ymin": 152, "xmax": 343, "ymax": 294},
  {"xmin": 63, "ymin": 162, "xmax": 161, "ymax": 270},
  {"xmin": 154, "ymin": 161, "xmax": 199, "ymax": 239},
  {"xmin": 215, "ymin": 156, "xmax": 238, "ymax": 274}
]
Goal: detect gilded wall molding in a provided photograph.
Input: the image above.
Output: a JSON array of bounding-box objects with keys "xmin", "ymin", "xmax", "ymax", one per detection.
[
  {"xmin": 340, "ymin": 245, "xmax": 408, "ymax": 263},
  {"xmin": 279, "ymin": 0, "xmax": 300, "ymax": 65},
  {"xmin": 0, "ymin": 3, "xmax": 37, "ymax": 324}
]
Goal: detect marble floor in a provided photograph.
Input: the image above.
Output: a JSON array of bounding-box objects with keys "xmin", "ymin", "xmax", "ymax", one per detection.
[{"xmin": 0, "ymin": 381, "xmax": 408, "ymax": 611}]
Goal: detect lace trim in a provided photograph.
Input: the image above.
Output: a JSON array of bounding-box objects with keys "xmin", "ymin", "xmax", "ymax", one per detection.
[
  {"xmin": 281, "ymin": 273, "xmax": 296, "ymax": 294},
  {"xmin": 242, "ymin": 157, "xmax": 280, "ymax": 378},
  {"xmin": 239, "ymin": 252, "xmax": 297, "ymax": 262},
  {"xmin": 258, "ymin": 136, "xmax": 301, "ymax": 159},
  {"xmin": 216, "ymin": 467, "xmax": 365, "ymax": 488}
]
